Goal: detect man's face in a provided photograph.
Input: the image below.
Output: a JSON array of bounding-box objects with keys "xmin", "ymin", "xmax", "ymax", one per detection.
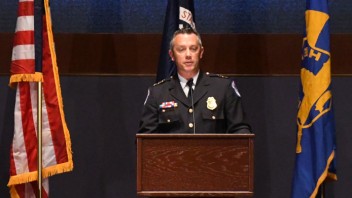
[{"xmin": 169, "ymin": 33, "xmax": 204, "ymax": 77}]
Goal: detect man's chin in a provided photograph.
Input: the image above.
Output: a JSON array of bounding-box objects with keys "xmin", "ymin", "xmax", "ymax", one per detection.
[
  {"xmin": 183, "ymin": 65, "xmax": 196, "ymax": 71},
  {"xmin": 179, "ymin": 68, "xmax": 197, "ymax": 75}
]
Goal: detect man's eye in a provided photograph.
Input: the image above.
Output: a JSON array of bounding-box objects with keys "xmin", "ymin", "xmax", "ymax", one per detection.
[{"xmin": 177, "ymin": 48, "xmax": 185, "ymax": 52}]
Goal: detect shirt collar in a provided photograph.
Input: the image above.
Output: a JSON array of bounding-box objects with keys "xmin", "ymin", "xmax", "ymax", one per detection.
[{"xmin": 178, "ymin": 71, "xmax": 200, "ymax": 89}]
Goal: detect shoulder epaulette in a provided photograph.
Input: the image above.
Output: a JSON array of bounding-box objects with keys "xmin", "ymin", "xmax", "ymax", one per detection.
[
  {"xmin": 153, "ymin": 76, "xmax": 173, "ymax": 86},
  {"xmin": 205, "ymin": 72, "xmax": 228, "ymax": 79}
]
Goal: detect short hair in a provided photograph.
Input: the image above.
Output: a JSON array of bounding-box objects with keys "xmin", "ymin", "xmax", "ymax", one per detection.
[{"xmin": 169, "ymin": 28, "xmax": 203, "ymax": 50}]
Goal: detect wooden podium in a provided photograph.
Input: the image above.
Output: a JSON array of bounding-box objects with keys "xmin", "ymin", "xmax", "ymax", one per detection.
[{"xmin": 136, "ymin": 134, "xmax": 254, "ymax": 197}]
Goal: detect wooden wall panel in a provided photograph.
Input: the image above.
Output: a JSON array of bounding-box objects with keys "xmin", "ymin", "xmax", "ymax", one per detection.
[{"xmin": 1, "ymin": 33, "xmax": 351, "ymax": 75}]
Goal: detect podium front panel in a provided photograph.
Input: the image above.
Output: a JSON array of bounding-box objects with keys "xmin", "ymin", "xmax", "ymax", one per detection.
[{"xmin": 136, "ymin": 134, "xmax": 254, "ymax": 197}]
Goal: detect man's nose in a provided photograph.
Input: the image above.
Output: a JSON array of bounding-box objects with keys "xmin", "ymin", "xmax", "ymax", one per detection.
[{"xmin": 185, "ymin": 49, "xmax": 191, "ymax": 57}]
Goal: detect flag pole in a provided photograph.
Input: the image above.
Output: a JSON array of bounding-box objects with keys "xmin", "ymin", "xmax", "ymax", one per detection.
[
  {"xmin": 37, "ymin": 82, "xmax": 43, "ymax": 198},
  {"xmin": 320, "ymin": 183, "xmax": 325, "ymax": 198},
  {"xmin": 34, "ymin": 0, "xmax": 44, "ymax": 196},
  {"xmin": 317, "ymin": 182, "xmax": 325, "ymax": 198}
]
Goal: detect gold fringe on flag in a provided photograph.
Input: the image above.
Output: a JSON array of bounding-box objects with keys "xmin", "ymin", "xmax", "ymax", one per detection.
[{"xmin": 9, "ymin": 72, "xmax": 44, "ymax": 88}]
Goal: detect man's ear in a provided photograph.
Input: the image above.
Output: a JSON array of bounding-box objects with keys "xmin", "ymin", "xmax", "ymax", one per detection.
[
  {"xmin": 169, "ymin": 50, "xmax": 174, "ymax": 61},
  {"xmin": 200, "ymin": 47, "xmax": 204, "ymax": 59}
]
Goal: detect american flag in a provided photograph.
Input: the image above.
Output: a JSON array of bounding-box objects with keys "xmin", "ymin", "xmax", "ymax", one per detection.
[{"xmin": 8, "ymin": 0, "xmax": 73, "ymax": 197}]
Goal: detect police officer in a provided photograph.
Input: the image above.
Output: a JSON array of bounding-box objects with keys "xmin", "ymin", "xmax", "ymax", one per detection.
[{"xmin": 139, "ymin": 28, "xmax": 251, "ymax": 134}]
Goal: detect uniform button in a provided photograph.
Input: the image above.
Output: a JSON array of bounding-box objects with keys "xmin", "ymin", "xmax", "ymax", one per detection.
[
  {"xmin": 167, "ymin": 119, "xmax": 171, "ymax": 123},
  {"xmin": 189, "ymin": 123, "xmax": 194, "ymax": 128},
  {"xmin": 212, "ymin": 116, "xmax": 216, "ymax": 119},
  {"xmin": 189, "ymin": 108, "xmax": 193, "ymax": 113}
]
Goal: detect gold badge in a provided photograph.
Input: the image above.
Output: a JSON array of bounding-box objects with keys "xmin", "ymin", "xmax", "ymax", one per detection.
[{"xmin": 206, "ymin": 97, "xmax": 217, "ymax": 110}]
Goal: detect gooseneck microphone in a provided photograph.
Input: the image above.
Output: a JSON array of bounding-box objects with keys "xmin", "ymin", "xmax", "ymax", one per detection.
[{"xmin": 190, "ymin": 87, "xmax": 196, "ymax": 134}]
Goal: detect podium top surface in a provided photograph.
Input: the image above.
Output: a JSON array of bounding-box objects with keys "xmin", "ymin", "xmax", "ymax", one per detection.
[{"xmin": 136, "ymin": 133, "xmax": 255, "ymax": 139}]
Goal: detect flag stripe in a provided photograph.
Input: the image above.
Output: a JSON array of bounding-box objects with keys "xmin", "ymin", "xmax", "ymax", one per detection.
[
  {"xmin": 18, "ymin": 1, "xmax": 34, "ymax": 17},
  {"xmin": 14, "ymin": 31, "xmax": 34, "ymax": 46},
  {"xmin": 19, "ymin": 82, "xmax": 38, "ymax": 173},
  {"xmin": 12, "ymin": 180, "xmax": 49, "ymax": 198},
  {"xmin": 14, "ymin": 184, "xmax": 25, "ymax": 197},
  {"xmin": 44, "ymin": 84, "xmax": 68, "ymax": 163},
  {"xmin": 15, "ymin": 16, "xmax": 34, "ymax": 32},
  {"xmin": 42, "ymin": 99, "xmax": 57, "ymax": 167},
  {"xmin": 19, "ymin": 0, "xmax": 34, "ymax": 3},
  {"xmin": 9, "ymin": 148, "xmax": 17, "ymax": 176},
  {"xmin": 28, "ymin": 182, "xmax": 36, "ymax": 198},
  {"xmin": 11, "ymin": 60, "xmax": 35, "ymax": 74},
  {"xmin": 12, "ymin": 45, "xmax": 35, "ymax": 61},
  {"xmin": 11, "ymin": 85, "xmax": 30, "ymax": 175}
]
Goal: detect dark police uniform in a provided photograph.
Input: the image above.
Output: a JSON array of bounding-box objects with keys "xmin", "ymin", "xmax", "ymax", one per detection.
[{"xmin": 138, "ymin": 72, "xmax": 251, "ymax": 134}]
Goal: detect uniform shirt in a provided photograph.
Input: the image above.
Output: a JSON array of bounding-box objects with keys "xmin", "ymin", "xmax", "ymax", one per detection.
[
  {"xmin": 138, "ymin": 71, "xmax": 251, "ymax": 134},
  {"xmin": 178, "ymin": 71, "xmax": 199, "ymax": 97}
]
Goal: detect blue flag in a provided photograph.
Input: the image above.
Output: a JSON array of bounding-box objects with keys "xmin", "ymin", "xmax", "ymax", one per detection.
[
  {"xmin": 291, "ymin": 0, "xmax": 337, "ymax": 197},
  {"xmin": 156, "ymin": 0, "xmax": 196, "ymax": 82}
]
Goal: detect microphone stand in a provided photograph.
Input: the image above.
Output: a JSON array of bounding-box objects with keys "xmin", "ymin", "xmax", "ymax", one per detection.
[{"xmin": 190, "ymin": 87, "xmax": 196, "ymax": 134}]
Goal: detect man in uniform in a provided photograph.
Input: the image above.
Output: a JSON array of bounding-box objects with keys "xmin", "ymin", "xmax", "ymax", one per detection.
[{"xmin": 138, "ymin": 28, "xmax": 251, "ymax": 134}]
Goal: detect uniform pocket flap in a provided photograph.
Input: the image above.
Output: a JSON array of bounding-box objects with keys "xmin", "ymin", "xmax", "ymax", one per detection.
[{"xmin": 202, "ymin": 109, "xmax": 224, "ymax": 120}]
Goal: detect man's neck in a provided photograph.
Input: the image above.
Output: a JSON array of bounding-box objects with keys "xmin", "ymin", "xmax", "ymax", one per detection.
[{"xmin": 178, "ymin": 70, "xmax": 200, "ymax": 80}]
